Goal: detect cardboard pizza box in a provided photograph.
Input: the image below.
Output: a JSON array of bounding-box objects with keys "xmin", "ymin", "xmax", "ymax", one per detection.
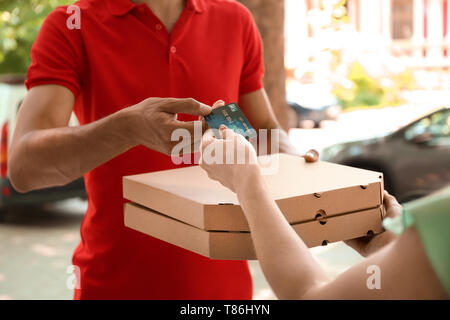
[
  {"xmin": 124, "ymin": 202, "xmax": 384, "ymax": 260},
  {"xmin": 123, "ymin": 153, "xmax": 384, "ymax": 232}
]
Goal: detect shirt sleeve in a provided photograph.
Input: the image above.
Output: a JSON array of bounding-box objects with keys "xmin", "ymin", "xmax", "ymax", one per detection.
[
  {"xmin": 401, "ymin": 188, "xmax": 450, "ymax": 295},
  {"xmin": 25, "ymin": 6, "xmax": 84, "ymax": 97},
  {"xmin": 238, "ymin": 5, "xmax": 265, "ymax": 96},
  {"xmin": 384, "ymin": 188, "xmax": 450, "ymax": 295}
]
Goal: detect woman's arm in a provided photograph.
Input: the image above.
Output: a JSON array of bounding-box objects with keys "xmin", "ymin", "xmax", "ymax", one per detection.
[
  {"xmin": 201, "ymin": 126, "xmax": 328, "ymax": 299},
  {"xmin": 307, "ymin": 225, "xmax": 447, "ymax": 299},
  {"xmin": 200, "ymin": 126, "xmax": 447, "ymax": 299},
  {"xmin": 235, "ymin": 170, "xmax": 329, "ymax": 299},
  {"xmin": 236, "ymin": 171, "xmax": 447, "ymax": 299}
]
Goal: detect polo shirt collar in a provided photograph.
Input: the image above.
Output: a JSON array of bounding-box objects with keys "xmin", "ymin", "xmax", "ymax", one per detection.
[
  {"xmin": 107, "ymin": 0, "xmax": 205, "ymax": 17},
  {"xmin": 187, "ymin": 0, "xmax": 205, "ymax": 13},
  {"xmin": 106, "ymin": 0, "xmax": 135, "ymax": 16}
]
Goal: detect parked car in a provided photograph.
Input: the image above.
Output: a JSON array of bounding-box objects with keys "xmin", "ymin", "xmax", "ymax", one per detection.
[
  {"xmin": 289, "ymin": 101, "xmax": 341, "ymax": 128},
  {"xmin": 287, "ymin": 83, "xmax": 341, "ymax": 128},
  {"xmin": 321, "ymin": 107, "xmax": 450, "ymax": 202},
  {"xmin": 0, "ymin": 75, "xmax": 86, "ymax": 219}
]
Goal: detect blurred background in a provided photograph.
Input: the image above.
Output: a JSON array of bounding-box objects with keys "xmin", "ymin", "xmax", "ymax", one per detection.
[{"xmin": 0, "ymin": 0, "xmax": 449, "ymax": 299}]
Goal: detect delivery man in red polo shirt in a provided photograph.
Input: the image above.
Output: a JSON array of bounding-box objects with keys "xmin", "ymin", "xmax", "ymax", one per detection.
[{"xmin": 8, "ymin": 0, "xmax": 313, "ymax": 299}]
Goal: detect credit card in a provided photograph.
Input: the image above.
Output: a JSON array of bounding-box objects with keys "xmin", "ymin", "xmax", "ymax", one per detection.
[{"xmin": 204, "ymin": 102, "xmax": 257, "ymax": 139}]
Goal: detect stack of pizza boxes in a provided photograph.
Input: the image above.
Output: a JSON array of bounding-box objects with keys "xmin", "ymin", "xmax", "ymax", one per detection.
[{"xmin": 123, "ymin": 153, "xmax": 384, "ymax": 260}]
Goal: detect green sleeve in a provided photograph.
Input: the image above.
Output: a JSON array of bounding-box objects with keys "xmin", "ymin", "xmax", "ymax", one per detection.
[{"xmin": 383, "ymin": 187, "xmax": 450, "ymax": 295}]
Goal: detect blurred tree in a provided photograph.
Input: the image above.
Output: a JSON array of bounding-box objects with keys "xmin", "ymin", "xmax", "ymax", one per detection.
[
  {"xmin": 333, "ymin": 61, "xmax": 416, "ymax": 110},
  {"xmin": 238, "ymin": 0, "xmax": 295, "ymax": 130},
  {"xmin": 0, "ymin": 0, "xmax": 71, "ymax": 75}
]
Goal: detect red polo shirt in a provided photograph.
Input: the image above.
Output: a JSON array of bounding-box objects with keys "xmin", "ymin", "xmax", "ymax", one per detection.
[{"xmin": 25, "ymin": 0, "xmax": 264, "ymax": 299}]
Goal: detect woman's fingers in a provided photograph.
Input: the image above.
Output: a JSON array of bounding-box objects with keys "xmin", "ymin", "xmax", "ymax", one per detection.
[
  {"xmin": 201, "ymin": 129, "xmax": 216, "ymax": 150},
  {"xmin": 384, "ymin": 191, "xmax": 399, "ymax": 207},
  {"xmin": 212, "ymin": 100, "xmax": 225, "ymax": 109},
  {"xmin": 383, "ymin": 190, "xmax": 402, "ymax": 218},
  {"xmin": 219, "ymin": 124, "xmax": 235, "ymax": 140}
]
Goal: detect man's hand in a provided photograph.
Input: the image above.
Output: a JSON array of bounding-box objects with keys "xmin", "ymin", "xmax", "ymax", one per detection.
[
  {"xmin": 124, "ymin": 97, "xmax": 212, "ymax": 155},
  {"xmin": 345, "ymin": 191, "xmax": 402, "ymax": 257},
  {"xmin": 8, "ymin": 84, "xmax": 214, "ymax": 192}
]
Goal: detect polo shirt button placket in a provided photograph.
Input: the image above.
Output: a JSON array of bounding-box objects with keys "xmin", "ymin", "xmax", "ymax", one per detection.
[{"xmin": 169, "ymin": 45, "xmax": 177, "ymax": 63}]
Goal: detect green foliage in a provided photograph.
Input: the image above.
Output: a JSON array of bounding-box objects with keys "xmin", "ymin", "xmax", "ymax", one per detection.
[
  {"xmin": 333, "ymin": 62, "xmax": 416, "ymax": 110},
  {"xmin": 334, "ymin": 62, "xmax": 384, "ymax": 108},
  {"xmin": 0, "ymin": 0, "xmax": 72, "ymax": 75}
]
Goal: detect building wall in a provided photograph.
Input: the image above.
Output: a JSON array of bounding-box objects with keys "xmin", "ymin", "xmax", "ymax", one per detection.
[
  {"xmin": 349, "ymin": 0, "xmax": 450, "ymax": 66},
  {"xmin": 293, "ymin": 0, "xmax": 450, "ymax": 67}
]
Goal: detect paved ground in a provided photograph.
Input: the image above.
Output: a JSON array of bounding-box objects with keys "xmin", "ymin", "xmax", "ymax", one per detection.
[
  {"xmin": 0, "ymin": 200, "xmax": 86, "ymax": 300},
  {"xmin": 0, "ymin": 198, "xmax": 363, "ymax": 300}
]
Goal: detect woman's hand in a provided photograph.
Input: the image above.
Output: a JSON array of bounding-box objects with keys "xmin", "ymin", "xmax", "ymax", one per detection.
[
  {"xmin": 344, "ymin": 191, "xmax": 403, "ymax": 257},
  {"xmin": 200, "ymin": 125, "xmax": 261, "ymax": 193}
]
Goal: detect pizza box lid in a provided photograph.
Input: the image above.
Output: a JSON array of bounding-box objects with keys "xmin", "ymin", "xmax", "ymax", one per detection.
[{"xmin": 123, "ymin": 153, "xmax": 383, "ymax": 231}]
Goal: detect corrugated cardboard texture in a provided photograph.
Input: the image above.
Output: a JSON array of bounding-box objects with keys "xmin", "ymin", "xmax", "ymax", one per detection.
[
  {"xmin": 124, "ymin": 203, "xmax": 384, "ymax": 260},
  {"xmin": 123, "ymin": 153, "xmax": 383, "ymax": 231}
]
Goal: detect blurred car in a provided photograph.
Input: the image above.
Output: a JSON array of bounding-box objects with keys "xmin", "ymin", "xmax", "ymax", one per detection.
[
  {"xmin": 0, "ymin": 75, "xmax": 86, "ymax": 219},
  {"xmin": 287, "ymin": 83, "xmax": 341, "ymax": 128},
  {"xmin": 321, "ymin": 107, "xmax": 450, "ymax": 202},
  {"xmin": 289, "ymin": 101, "xmax": 341, "ymax": 128}
]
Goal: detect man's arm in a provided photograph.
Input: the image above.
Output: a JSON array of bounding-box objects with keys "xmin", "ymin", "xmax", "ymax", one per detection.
[
  {"xmin": 239, "ymin": 89, "xmax": 299, "ymax": 155},
  {"xmin": 8, "ymin": 85, "xmax": 211, "ymax": 192}
]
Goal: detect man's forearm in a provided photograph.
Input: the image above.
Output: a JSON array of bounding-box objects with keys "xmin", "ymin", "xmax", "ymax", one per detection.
[
  {"xmin": 259, "ymin": 125, "xmax": 298, "ymax": 156},
  {"xmin": 278, "ymin": 129, "xmax": 299, "ymax": 155},
  {"xmin": 235, "ymin": 172, "xmax": 329, "ymax": 299},
  {"xmin": 8, "ymin": 108, "xmax": 137, "ymax": 192}
]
